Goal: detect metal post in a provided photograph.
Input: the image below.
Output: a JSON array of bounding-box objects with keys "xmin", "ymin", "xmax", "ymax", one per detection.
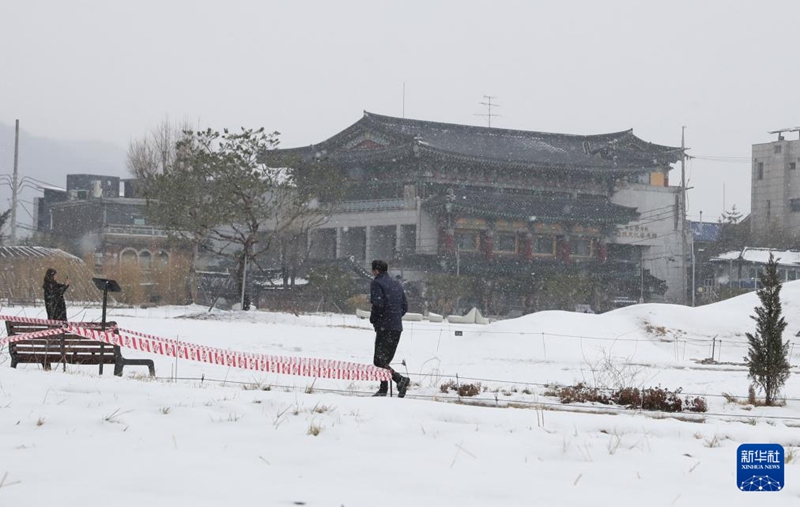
[
  {"xmin": 640, "ymin": 247, "xmax": 644, "ymax": 303},
  {"xmin": 711, "ymin": 335, "xmax": 716, "ymax": 362},
  {"xmin": 99, "ymin": 286, "xmax": 108, "ymax": 375},
  {"xmin": 680, "ymin": 126, "xmax": 687, "ymax": 305},
  {"xmin": 692, "ymin": 234, "xmax": 697, "ymax": 306},
  {"xmin": 240, "ymin": 253, "xmax": 248, "ymax": 310},
  {"xmin": 11, "ymin": 119, "xmax": 19, "ymax": 244},
  {"xmin": 101, "ymin": 288, "xmax": 108, "ymax": 331}
]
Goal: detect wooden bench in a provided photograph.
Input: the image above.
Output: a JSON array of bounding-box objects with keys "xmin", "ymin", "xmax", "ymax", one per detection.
[{"xmin": 5, "ymin": 320, "xmax": 155, "ymax": 377}]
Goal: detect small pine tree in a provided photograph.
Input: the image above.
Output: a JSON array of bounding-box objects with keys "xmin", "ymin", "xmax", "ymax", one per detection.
[{"xmin": 744, "ymin": 253, "xmax": 791, "ymax": 405}]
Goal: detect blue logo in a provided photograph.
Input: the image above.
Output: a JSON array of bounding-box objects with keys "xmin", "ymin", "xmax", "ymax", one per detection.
[{"xmin": 737, "ymin": 443, "xmax": 784, "ymax": 491}]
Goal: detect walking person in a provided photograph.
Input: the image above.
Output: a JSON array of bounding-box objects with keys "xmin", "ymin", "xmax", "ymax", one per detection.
[
  {"xmin": 42, "ymin": 268, "xmax": 69, "ymax": 321},
  {"xmin": 369, "ymin": 259, "xmax": 411, "ymax": 397}
]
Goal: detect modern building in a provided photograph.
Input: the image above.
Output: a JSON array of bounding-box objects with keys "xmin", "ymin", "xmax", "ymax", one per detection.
[
  {"xmin": 33, "ymin": 174, "xmax": 191, "ymax": 304},
  {"xmin": 267, "ymin": 112, "xmax": 687, "ymax": 309},
  {"xmin": 751, "ymin": 128, "xmax": 800, "ymax": 239}
]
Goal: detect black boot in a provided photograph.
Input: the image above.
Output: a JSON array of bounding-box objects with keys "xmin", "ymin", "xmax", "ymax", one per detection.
[
  {"xmin": 373, "ymin": 381, "xmax": 388, "ymax": 397},
  {"xmin": 397, "ymin": 377, "xmax": 410, "ymax": 398}
]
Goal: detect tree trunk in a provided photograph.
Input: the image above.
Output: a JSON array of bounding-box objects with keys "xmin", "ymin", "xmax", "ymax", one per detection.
[{"xmin": 235, "ymin": 251, "xmax": 250, "ymax": 311}]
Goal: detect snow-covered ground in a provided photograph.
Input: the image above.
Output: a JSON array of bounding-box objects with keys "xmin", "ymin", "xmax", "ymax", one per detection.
[{"xmin": 2, "ymin": 283, "xmax": 800, "ymax": 506}]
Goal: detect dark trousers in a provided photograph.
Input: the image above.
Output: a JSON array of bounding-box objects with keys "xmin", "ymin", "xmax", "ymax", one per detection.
[{"xmin": 373, "ymin": 329, "xmax": 404, "ymax": 392}]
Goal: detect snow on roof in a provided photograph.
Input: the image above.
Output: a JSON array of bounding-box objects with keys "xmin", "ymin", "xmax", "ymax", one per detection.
[
  {"xmin": 0, "ymin": 246, "xmax": 82, "ymax": 261},
  {"xmin": 710, "ymin": 247, "xmax": 800, "ymax": 266}
]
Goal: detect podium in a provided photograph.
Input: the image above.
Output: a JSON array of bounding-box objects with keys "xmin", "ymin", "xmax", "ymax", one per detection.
[{"xmin": 92, "ymin": 278, "xmax": 121, "ymax": 332}]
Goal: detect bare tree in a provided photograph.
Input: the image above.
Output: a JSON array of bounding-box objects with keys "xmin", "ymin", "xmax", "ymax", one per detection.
[
  {"xmin": 127, "ymin": 118, "xmax": 195, "ymax": 182},
  {"xmin": 127, "ymin": 118, "xmax": 197, "ymax": 301}
]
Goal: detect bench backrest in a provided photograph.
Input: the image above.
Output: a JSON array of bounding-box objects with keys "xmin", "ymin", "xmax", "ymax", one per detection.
[
  {"xmin": 6, "ymin": 320, "xmax": 120, "ymax": 355},
  {"xmin": 5, "ymin": 320, "xmax": 117, "ymax": 334}
]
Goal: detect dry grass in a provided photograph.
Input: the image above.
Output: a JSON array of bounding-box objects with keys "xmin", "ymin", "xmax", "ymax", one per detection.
[
  {"xmin": 555, "ymin": 383, "xmax": 707, "ymax": 413},
  {"xmin": 307, "ymin": 421, "xmax": 322, "ymax": 436},
  {"xmin": 0, "ymin": 471, "xmax": 21, "ymax": 490},
  {"xmin": 439, "ymin": 379, "xmax": 482, "ymax": 397}
]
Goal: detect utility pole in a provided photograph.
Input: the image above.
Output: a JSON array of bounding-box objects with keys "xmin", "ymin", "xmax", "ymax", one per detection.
[
  {"xmin": 680, "ymin": 126, "xmax": 687, "ymax": 305},
  {"xmin": 475, "ymin": 95, "xmax": 500, "ymax": 128},
  {"xmin": 691, "ymin": 235, "xmax": 696, "ymax": 307},
  {"xmin": 11, "ymin": 119, "xmax": 20, "ymax": 244},
  {"xmin": 640, "ymin": 247, "xmax": 644, "ymax": 303}
]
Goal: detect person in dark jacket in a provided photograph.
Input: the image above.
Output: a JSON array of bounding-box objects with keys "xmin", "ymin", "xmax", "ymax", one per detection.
[
  {"xmin": 369, "ymin": 259, "xmax": 411, "ymax": 397},
  {"xmin": 42, "ymin": 268, "xmax": 69, "ymax": 321}
]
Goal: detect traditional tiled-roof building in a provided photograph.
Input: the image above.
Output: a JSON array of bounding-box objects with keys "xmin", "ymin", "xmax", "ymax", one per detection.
[{"xmin": 267, "ymin": 112, "xmax": 687, "ymax": 310}]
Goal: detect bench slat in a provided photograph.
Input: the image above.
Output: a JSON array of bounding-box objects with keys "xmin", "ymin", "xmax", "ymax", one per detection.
[{"xmin": 14, "ymin": 354, "xmax": 116, "ymax": 365}]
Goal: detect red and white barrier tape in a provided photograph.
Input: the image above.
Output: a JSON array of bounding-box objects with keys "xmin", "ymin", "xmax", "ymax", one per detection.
[
  {"xmin": 0, "ymin": 315, "xmax": 390, "ymax": 381},
  {"xmin": 0, "ymin": 314, "xmax": 114, "ymax": 328},
  {"xmin": 0, "ymin": 327, "xmax": 65, "ymax": 346}
]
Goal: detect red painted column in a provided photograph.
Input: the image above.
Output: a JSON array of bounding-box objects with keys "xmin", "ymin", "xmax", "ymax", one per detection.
[
  {"xmin": 558, "ymin": 236, "xmax": 571, "ymax": 264},
  {"xmin": 443, "ymin": 227, "xmax": 455, "ymax": 256},
  {"xmin": 523, "ymin": 232, "xmax": 533, "ymax": 261},
  {"xmin": 597, "ymin": 239, "xmax": 608, "ymax": 264},
  {"xmin": 483, "ymin": 229, "xmax": 494, "ymax": 261}
]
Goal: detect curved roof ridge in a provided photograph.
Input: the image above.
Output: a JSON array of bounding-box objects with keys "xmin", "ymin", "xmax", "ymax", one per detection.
[{"xmin": 363, "ymin": 111, "xmax": 635, "ymax": 142}]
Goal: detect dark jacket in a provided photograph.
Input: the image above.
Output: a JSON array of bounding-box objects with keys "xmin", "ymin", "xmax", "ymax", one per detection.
[
  {"xmin": 370, "ymin": 272, "xmax": 408, "ymax": 331},
  {"xmin": 43, "ymin": 279, "xmax": 69, "ymax": 321}
]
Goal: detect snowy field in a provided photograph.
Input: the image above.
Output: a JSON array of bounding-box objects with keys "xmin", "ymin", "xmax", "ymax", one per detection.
[{"xmin": 2, "ymin": 283, "xmax": 800, "ymax": 506}]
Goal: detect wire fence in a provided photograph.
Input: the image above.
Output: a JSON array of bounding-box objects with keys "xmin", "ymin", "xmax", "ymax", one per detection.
[{"xmin": 149, "ymin": 375, "xmax": 800, "ymax": 424}]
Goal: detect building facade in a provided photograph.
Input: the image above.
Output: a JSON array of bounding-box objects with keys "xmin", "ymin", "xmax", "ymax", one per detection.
[
  {"xmin": 268, "ymin": 112, "xmax": 687, "ymax": 308},
  {"xmin": 34, "ymin": 174, "xmax": 191, "ymax": 304},
  {"xmin": 751, "ymin": 129, "xmax": 800, "ymax": 239}
]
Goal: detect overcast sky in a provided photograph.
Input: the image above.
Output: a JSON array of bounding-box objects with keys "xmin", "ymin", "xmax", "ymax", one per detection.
[{"xmin": 3, "ymin": 0, "xmax": 799, "ymax": 221}]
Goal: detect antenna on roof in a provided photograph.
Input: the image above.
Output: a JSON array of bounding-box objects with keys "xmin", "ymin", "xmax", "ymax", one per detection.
[
  {"xmin": 767, "ymin": 126, "xmax": 800, "ymax": 141},
  {"xmin": 475, "ymin": 95, "xmax": 501, "ymax": 128},
  {"xmin": 402, "ymin": 82, "xmax": 406, "ymax": 119}
]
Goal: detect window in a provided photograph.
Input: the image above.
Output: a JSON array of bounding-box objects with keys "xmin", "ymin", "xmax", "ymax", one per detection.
[
  {"xmin": 789, "ymin": 270, "xmax": 797, "ymax": 281},
  {"xmin": 533, "ymin": 236, "xmax": 555, "ymax": 255},
  {"xmin": 791, "ymin": 198, "xmax": 800, "ymax": 212},
  {"xmin": 120, "ymin": 249, "xmax": 137, "ymax": 264},
  {"xmin": 159, "ymin": 252, "xmax": 170, "ymax": 266},
  {"xmin": 767, "ymin": 200, "xmax": 771, "ymax": 218},
  {"xmin": 757, "ymin": 162, "xmax": 764, "ymax": 180},
  {"xmin": 456, "ymin": 231, "xmax": 480, "ymax": 252},
  {"xmin": 399, "ymin": 224, "xmax": 416, "ymax": 254},
  {"xmin": 570, "ymin": 238, "xmax": 592, "ymax": 257},
  {"xmin": 139, "ymin": 251, "xmax": 152, "ymax": 269},
  {"xmin": 494, "ymin": 232, "xmax": 517, "ymax": 253},
  {"xmin": 791, "ymin": 162, "xmax": 797, "ymax": 170},
  {"xmin": 775, "ymin": 144, "xmax": 782, "ymax": 154}
]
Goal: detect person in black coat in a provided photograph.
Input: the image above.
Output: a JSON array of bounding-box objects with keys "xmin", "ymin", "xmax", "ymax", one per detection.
[
  {"xmin": 369, "ymin": 259, "xmax": 411, "ymax": 397},
  {"xmin": 42, "ymin": 268, "xmax": 69, "ymax": 321}
]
